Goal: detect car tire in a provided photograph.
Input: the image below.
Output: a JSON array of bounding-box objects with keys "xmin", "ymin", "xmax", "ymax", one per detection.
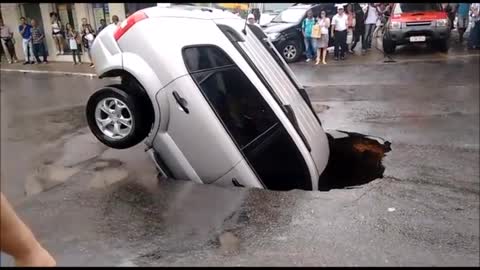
[
  {"xmin": 280, "ymin": 40, "xmax": 302, "ymax": 63},
  {"xmin": 383, "ymin": 39, "xmax": 396, "ymax": 54},
  {"xmin": 436, "ymin": 38, "xmax": 449, "ymax": 53},
  {"xmin": 86, "ymin": 85, "xmax": 153, "ymax": 149}
]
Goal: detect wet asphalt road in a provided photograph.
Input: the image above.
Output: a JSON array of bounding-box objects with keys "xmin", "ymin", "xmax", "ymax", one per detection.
[{"xmin": 0, "ymin": 45, "xmax": 479, "ymax": 266}]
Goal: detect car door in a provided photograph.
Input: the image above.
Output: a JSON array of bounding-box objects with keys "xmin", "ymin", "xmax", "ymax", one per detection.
[{"xmin": 154, "ymin": 47, "xmax": 245, "ymax": 183}]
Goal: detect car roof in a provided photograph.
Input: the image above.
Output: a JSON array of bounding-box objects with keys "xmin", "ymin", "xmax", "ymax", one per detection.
[{"xmin": 141, "ymin": 5, "xmax": 241, "ymax": 20}]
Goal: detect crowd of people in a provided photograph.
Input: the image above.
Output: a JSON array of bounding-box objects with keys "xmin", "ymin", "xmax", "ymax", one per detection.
[
  {"xmin": 300, "ymin": 3, "xmax": 392, "ymax": 64},
  {"xmin": 300, "ymin": 3, "xmax": 480, "ymax": 64},
  {"xmin": 0, "ymin": 13, "xmax": 123, "ymax": 66}
]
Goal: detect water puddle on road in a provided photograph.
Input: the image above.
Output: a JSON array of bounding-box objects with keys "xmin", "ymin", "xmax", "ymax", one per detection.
[{"xmin": 318, "ymin": 130, "xmax": 392, "ymax": 191}]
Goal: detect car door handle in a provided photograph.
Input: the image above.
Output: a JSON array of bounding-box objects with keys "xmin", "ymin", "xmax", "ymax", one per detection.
[{"xmin": 172, "ymin": 91, "xmax": 189, "ymax": 114}]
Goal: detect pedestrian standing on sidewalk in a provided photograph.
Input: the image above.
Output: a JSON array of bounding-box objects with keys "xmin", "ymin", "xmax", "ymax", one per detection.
[
  {"xmin": 31, "ymin": 19, "xmax": 48, "ymax": 64},
  {"xmin": 346, "ymin": 4, "xmax": 356, "ymax": 54},
  {"xmin": 18, "ymin": 17, "xmax": 35, "ymax": 65},
  {"xmin": 314, "ymin": 10, "xmax": 330, "ymax": 65},
  {"xmin": 0, "ymin": 19, "xmax": 19, "ymax": 64},
  {"xmin": 112, "ymin": 15, "xmax": 120, "ymax": 27},
  {"xmin": 350, "ymin": 3, "xmax": 365, "ymax": 53},
  {"xmin": 50, "ymin": 12, "xmax": 65, "ymax": 55},
  {"xmin": 331, "ymin": 6, "xmax": 348, "ymax": 61},
  {"xmin": 81, "ymin": 18, "xmax": 96, "ymax": 68},
  {"xmin": 457, "ymin": 3, "xmax": 472, "ymax": 43},
  {"xmin": 66, "ymin": 23, "xmax": 82, "ymax": 65},
  {"xmin": 363, "ymin": 3, "xmax": 379, "ymax": 54},
  {"xmin": 97, "ymin": 19, "xmax": 107, "ymax": 34},
  {"xmin": 468, "ymin": 3, "xmax": 480, "ymax": 49},
  {"xmin": 445, "ymin": 3, "xmax": 458, "ymax": 30},
  {"xmin": 1, "ymin": 192, "xmax": 56, "ymax": 266},
  {"xmin": 302, "ymin": 10, "xmax": 316, "ymax": 62}
]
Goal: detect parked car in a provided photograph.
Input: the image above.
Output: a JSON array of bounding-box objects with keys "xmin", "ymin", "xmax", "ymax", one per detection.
[
  {"xmin": 86, "ymin": 5, "xmax": 330, "ymax": 191},
  {"xmin": 383, "ymin": 3, "xmax": 451, "ymax": 53},
  {"xmin": 261, "ymin": 3, "xmax": 340, "ymax": 63}
]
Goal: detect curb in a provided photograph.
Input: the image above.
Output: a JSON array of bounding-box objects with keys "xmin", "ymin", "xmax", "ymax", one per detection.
[{"xmin": 0, "ymin": 68, "xmax": 97, "ymax": 78}]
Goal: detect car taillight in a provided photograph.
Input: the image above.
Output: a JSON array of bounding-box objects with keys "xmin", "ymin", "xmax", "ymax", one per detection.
[{"xmin": 114, "ymin": 11, "xmax": 148, "ymax": 41}]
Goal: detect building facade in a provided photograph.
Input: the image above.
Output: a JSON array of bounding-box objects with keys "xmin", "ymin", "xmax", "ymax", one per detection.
[
  {"xmin": 1, "ymin": 3, "xmax": 291, "ymax": 63},
  {"xmin": 0, "ymin": 3, "xmax": 156, "ymax": 62}
]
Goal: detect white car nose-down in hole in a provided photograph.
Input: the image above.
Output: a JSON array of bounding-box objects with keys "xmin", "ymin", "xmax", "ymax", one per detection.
[{"xmin": 85, "ymin": 5, "xmax": 330, "ymax": 191}]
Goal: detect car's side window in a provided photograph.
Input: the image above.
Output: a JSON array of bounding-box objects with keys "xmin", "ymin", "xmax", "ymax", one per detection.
[
  {"xmin": 183, "ymin": 46, "xmax": 234, "ymax": 72},
  {"xmin": 183, "ymin": 46, "xmax": 278, "ymax": 149}
]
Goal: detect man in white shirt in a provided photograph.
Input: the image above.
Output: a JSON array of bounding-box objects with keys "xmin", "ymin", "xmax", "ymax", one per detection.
[
  {"xmin": 331, "ymin": 6, "xmax": 348, "ymax": 60},
  {"xmin": 363, "ymin": 3, "xmax": 379, "ymax": 52}
]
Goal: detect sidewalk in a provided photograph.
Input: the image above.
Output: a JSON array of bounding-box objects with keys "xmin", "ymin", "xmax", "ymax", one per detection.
[{"xmin": 0, "ymin": 61, "xmax": 97, "ymax": 77}]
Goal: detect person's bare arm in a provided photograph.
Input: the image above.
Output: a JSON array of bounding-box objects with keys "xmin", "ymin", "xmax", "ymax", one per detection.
[{"xmin": 0, "ymin": 193, "xmax": 56, "ymax": 266}]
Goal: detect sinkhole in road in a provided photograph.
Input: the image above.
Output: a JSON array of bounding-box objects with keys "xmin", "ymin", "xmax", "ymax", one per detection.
[{"xmin": 317, "ymin": 130, "xmax": 392, "ymax": 191}]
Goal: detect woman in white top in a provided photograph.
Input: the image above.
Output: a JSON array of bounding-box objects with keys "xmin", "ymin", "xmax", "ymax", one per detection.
[
  {"xmin": 315, "ymin": 10, "xmax": 330, "ymax": 65},
  {"xmin": 50, "ymin": 12, "xmax": 65, "ymax": 55}
]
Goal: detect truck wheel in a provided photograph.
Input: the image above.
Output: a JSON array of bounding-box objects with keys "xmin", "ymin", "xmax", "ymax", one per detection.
[
  {"xmin": 280, "ymin": 40, "xmax": 302, "ymax": 63},
  {"xmin": 86, "ymin": 86, "xmax": 153, "ymax": 149},
  {"xmin": 436, "ymin": 39, "xmax": 449, "ymax": 53},
  {"xmin": 383, "ymin": 39, "xmax": 396, "ymax": 54}
]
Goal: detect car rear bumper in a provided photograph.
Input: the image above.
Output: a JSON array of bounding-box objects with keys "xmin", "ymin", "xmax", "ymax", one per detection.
[{"xmin": 385, "ymin": 27, "xmax": 450, "ymax": 44}]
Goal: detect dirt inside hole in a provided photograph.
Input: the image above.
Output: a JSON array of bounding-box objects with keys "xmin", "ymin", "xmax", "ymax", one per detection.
[{"xmin": 318, "ymin": 130, "xmax": 392, "ymax": 191}]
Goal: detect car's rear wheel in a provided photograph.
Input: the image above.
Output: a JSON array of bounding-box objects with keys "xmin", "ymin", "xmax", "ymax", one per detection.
[
  {"xmin": 86, "ymin": 86, "xmax": 153, "ymax": 149},
  {"xmin": 280, "ymin": 40, "xmax": 302, "ymax": 63},
  {"xmin": 383, "ymin": 39, "xmax": 396, "ymax": 54}
]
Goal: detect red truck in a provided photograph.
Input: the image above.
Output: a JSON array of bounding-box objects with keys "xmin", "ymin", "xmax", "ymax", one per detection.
[{"xmin": 383, "ymin": 3, "xmax": 451, "ymax": 53}]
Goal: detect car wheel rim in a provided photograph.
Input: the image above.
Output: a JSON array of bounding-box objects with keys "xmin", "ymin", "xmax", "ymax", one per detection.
[
  {"xmin": 283, "ymin": 45, "xmax": 297, "ymax": 60},
  {"xmin": 95, "ymin": 97, "xmax": 133, "ymax": 140}
]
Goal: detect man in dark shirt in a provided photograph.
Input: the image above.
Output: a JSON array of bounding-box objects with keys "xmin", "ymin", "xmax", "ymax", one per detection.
[
  {"xmin": 18, "ymin": 17, "xmax": 35, "ymax": 64},
  {"xmin": 30, "ymin": 19, "xmax": 48, "ymax": 64},
  {"xmin": 97, "ymin": 19, "xmax": 107, "ymax": 34},
  {"xmin": 350, "ymin": 3, "xmax": 365, "ymax": 53}
]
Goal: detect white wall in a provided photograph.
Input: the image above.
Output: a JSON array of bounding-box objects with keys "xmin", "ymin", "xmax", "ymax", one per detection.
[{"xmin": 1, "ymin": 3, "xmax": 24, "ymax": 60}]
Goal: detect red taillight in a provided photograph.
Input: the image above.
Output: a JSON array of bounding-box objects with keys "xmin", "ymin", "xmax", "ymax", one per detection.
[{"xmin": 114, "ymin": 11, "xmax": 148, "ymax": 41}]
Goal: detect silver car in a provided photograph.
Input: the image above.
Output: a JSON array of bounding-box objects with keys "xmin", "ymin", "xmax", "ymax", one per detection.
[{"xmin": 86, "ymin": 5, "xmax": 330, "ymax": 191}]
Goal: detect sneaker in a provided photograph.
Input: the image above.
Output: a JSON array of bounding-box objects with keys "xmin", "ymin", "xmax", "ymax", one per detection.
[
  {"xmin": 361, "ymin": 49, "xmax": 367, "ymax": 55},
  {"xmin": 43, "ymin": 61, "xmax": 48, "ymax": 64},
  {"xmin": 334, "ymin": 57, "xmax": 339, "ymax": 61},
  {"xmin": 340, "ymin": 56, "xmax": 345, "ymax": 60},
  {"xmin": 348, "ymin": 50, "xmax": 354, "ymax": 54},
  {"xmin": 305, "ymin": 58, "xmax": 311, "ymax": 63},
  {"xmin": 60, "ymin": 51, "xmax": 64, "ymax": 55},
  {"xmin": 7, "ymin": 60, "xmax": 12, "ymax": 64},
  {"xmin": 23, "ymin": 61, "xmax": 30, "ymax": 65}
]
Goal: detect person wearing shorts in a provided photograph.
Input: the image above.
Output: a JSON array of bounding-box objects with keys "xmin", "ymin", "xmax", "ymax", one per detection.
[{"xmin": 50, "ymin": 12, "xmax": 65, "ymax": 55}]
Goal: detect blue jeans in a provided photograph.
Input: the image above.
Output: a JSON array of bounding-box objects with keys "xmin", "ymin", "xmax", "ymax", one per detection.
[
  {"xmin": 363, "ymin": 24, "xmax": 376, "ymax": 49},
  {"xmin": 304, "ymin": 37, "xmax": 316, "ymax": 59}
]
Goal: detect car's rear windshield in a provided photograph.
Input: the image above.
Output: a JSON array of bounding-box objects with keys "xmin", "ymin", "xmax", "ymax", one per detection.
[{"xmin": 394, "ymin": 3, "xmax": 443, "ymax": 14}]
